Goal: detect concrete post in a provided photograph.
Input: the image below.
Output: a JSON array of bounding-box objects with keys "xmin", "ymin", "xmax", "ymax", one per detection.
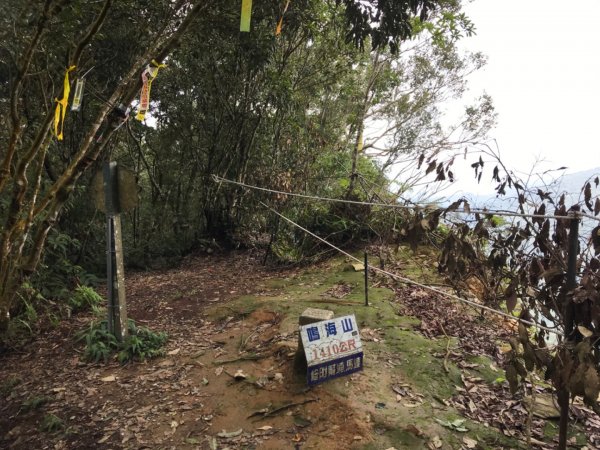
[{"xmin": 294, "ymin": 308, "xmax": 334, "ymax": 375}]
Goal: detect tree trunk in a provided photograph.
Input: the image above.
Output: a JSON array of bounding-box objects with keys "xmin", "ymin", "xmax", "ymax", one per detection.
[
  {"xmin": 0, "ymin": 0, "xmax": 214, "ymax": 336},
  {"xmin": 347, "ymin": 120, "xmax": 364, "ymax": 195}
]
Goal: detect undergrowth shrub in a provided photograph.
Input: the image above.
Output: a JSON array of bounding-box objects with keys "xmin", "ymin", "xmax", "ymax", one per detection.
[
  {"xmin": 77, "ymin": 319, "xmax": 167, "ymax": 363},
  {"xmin": 40, "ymin": 413, "xmax": 64, "ymax": 433},
  {"xmin": 22, "ymin": 395, "xmax": 49, "ymax": 411},
  {"xmin": 1, "ymin": 286, "xmax": 52, "ymax": 349},
  {"xmin": 0, "ymin": 376, "xmax": 21, "ymax": 397},
  {"xmin": 1, "ymin": 228, "xmax": 102, "ymax": 351},
  {"xmin": 79, "ymin": 321, "xmax": 118, "ymax": 362},
  {"xmin": 270, "ymin": 204, "xmax": 370, "ymax": 264},
  {"xmin": 1, "ymin": 284, "xmax": 103, "ymax": 352},
  {"xmin": 32, "ymin": 229, "xmax": 100, "ymax": 302},
  {"xmin": 68, "ymin": 286, "xmax": 103, "ymax": 314}
]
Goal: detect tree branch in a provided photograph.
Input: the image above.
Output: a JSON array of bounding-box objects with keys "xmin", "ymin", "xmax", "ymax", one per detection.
[
  {"xmin": 71, "ymin": 0, "xmax": 113, "ymax": 67},
  {"xmin": 0, "ymin": 0, "xmax": 53, "ymax": 192}
]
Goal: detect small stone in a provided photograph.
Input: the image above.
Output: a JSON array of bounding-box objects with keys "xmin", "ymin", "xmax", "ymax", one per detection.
[
  {"xmin": 7, "ymin": 426, "xmax": 22, "ymax": 438},
  {"xmin": 159, "ymin": 359, "xmax": 175, "ymax": 367},
  {"xmin": 299, "ymin": 308, "xmax": 334, "ymax": 325},
  {"xmin": 463, "ymin": 436, "xmax": 477, "ymax": 448}
]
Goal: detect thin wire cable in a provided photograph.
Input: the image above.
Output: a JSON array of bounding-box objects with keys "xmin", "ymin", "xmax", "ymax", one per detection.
[
  {"xmin": 259, "ymin": 201, "xmax": 563, "ymax": 337},
  {"xmin": 575, "ymin": 210, "xmax": 600, "ymax": 221},
  {"xmin": 214, "ymin": 175, "xmax": 600, "ymax": 223},
  {"xmin": 85, "ymin": 84, "xmax": 118, "ymax": 110}
]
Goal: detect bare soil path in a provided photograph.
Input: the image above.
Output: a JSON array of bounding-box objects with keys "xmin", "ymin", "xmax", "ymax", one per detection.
[
  {"xmin": 0, "ymin": 252, "xmax": 372, "ymax": 449},
  {"xmin": 1, "ymin": 250, "xmax": 598, "ymax": 449}
]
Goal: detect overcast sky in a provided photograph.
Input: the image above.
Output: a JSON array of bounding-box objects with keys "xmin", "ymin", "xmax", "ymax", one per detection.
[
  {"xmin": 443, "ymin": 0, "xmax": 600, "ymax": 196},
  {"xmin": 460, "ymin": 1, "xmax": 600, "ymax": 170}
]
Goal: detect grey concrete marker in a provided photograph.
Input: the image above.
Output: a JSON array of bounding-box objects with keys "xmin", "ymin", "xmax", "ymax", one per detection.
[{"xmin": 294, "ymin": 308, "xmax": 334, "ymax": 374}]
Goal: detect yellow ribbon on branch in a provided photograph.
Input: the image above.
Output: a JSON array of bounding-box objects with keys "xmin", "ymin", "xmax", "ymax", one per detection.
[
  {"xmin": 135, "ymin": 60, "xmax": 166, "ymax": 122},
  {"xmin": 54, "ymin": 65, "xmax": 76, "ymax": 141},
  {"xmin": 240, "ymin": 0, "xmax": 252, "ymax": 32},
  {"xmin": 276, "ymin": 0, "xmax": 291, "ymax": 36}
]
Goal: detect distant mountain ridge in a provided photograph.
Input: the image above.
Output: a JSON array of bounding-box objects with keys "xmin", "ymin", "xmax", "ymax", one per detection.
[
  {"xmin": 452, "ymin": 167, "xmax": 600, "ymax": 210},
  {"xmin": 554, "ymin": 167, "xmax": 600, "ymax": 202}
]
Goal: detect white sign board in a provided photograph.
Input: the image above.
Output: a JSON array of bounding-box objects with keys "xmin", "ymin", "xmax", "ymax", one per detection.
[{"xmin": 300, "ymin": 314, "xmax": 363, "ymax": 385}]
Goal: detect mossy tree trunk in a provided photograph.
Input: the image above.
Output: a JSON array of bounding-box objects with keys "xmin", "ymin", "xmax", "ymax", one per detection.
[{"xmin": 0, "ymin": 0, "xmax": 213, "ymax": 329}]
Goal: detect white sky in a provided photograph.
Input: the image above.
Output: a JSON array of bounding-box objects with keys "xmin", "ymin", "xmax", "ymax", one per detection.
[{"xmin": 448, "ymin": 0, "xmax": 600, "ymax": 195}]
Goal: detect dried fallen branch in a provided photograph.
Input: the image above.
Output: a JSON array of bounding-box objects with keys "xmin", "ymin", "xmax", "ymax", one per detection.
[
  {"xmin": 212, "ymin": 354, "xmax": 265, "ymax": 365},
  {"xmin": 300, "ymin": 299, "xmax": 359, "ymax": 306},
  {"xmin": 248, "ymin": 398, "xmax": 318, "ymax": 420},
  {"xmin": 439, "ymin": 322, "xmax": 451, "ymax": 374}
]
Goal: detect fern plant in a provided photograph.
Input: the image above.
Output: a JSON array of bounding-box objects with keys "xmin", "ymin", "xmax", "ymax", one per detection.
[
  {"xmin": 77, "ymin": 320, "xmax": 119, "ymax": 362},
  {"xmin": 68, "ymin": 286, "xmax": 103, "ymax": 314},
  {"xmin": 77, "ymin": 319, "xmax": 167, "ymax": 364},
  {"xmin": 40, "ymin": 413, "xmax": 64, "ymax": 432},
  {"xmin": 118, "ymin": 320, "xmax": 168, "ymax": 363}
]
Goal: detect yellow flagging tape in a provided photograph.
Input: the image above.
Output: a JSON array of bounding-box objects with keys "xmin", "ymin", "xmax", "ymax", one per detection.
[
  {"xmin": 54, "ymin": 65, "xmax": 76, "ymax": 140},
  {"xmin": 240, "ymin": 0, "xmax": 252, "ymax": 32}
]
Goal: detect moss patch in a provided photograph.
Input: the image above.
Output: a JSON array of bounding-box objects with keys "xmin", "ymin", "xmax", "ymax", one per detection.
[
  {"xmin": 205, "ymin": 253, "xmax": 536, "ymax": 449},
  {"xmin": 208, "ymin": 256, "xmax": 404, "ymax": 328},
  {"xmin": 543, "ymin": 421, "xmax": 588, "ymax": 447}
]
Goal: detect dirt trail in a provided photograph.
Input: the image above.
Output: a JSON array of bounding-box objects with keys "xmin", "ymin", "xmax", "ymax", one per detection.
[
  {"xmin": 1, "ymin": 250, "xmax": 597, "ymax": 449},
  {"xmin": 0, "ymin": 253, "xmax": 375, "ymax": 449}
]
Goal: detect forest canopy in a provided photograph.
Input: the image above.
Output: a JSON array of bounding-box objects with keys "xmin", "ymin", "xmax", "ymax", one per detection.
[{"xmin": 0, "ymin": 0, "xmax": 490, "ymax": 331}]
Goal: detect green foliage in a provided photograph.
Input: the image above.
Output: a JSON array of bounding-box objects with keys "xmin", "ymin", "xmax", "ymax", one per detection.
[
  {"xmin": 118, "ymin": 321, "xmax": 168, "ymax": 363},
  {"xmin": 68, "ymin": 286, "xmax": 103, "ymax": 314},
  {"xmin": 0, "ymin": 376, "xmax": 21, "ymax": 397},
  {"xmin": 78, "ymin": 319, "xmax": 167, "ymax": 364},
  {"xmin": 0, "ymin": 226, "xmax": 101, "ymax": 346},
  {"xmin": 341, "ymin": 0, "xmax": 441, "ymax": 53},
  {"xmin": 32, "ymin": 230, "xmax": 99, "ymax": 302},
  {"xmin": 266, "ymin": 148, "xmax": 402, "ymax": 263},
  {"xmin": 23, "ymin": 396, "xmax": 49, "ymax": 411},
  {"xmin": 411, "ymin": 10, "xmax": 475, "ymax": 48},
  {"xmin": 271, "ymin": 237, "xmax": 304, "ymax": 263},
  {"xmin": 78, "ymin": 320, "xmax": 118, "ymax": 363},
  {"xmin": 16, "ymin": 296, "xmax": 39, "ymax": 328},
  {"xmin": 1, "ymin": 0, "xmax": 486, "ymax": 343},
  {"xmin": 11, "ymin": 0, "xmax": 486, "ymax": 276},
  {"xmin": 2, "ymin": 292, "xmax": 45, "ymax": 348},
  {"xmin": 2, "ymin": 282, "xmax": 102, "ymax": 350},
  {"xmin": 40, "ymin": 414, "xmax": 64, "ymax": 433},
  {"xmin": 489, "ymin": 215, "xmax": 505, "ymax": 227},
  {"xmin": 2, "ymin": 228, "xmax": 100, "ymax": 343}
]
